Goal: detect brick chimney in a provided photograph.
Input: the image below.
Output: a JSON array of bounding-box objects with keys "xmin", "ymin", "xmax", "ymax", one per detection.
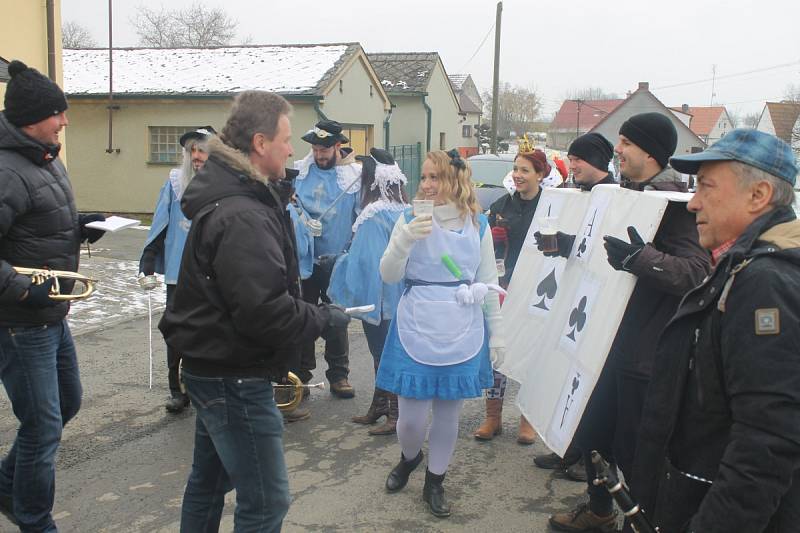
[
  {"xmin": 682, "ymin": 104, "xmax": 689, "ymax": 113},
  {"xmin": 638, "ymin": 82, "xmax": 649, "ymax": 91}
]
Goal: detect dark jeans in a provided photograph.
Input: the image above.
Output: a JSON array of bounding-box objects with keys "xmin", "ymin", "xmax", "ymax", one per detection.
[
  {"xmin": 298, "ymin": 266, "xmax": 349, "ymax": 383},
  {"xmin": 165, "ymin": 284, "xmax": 183, "ymax": 397},
  {"xmin": 180, "ymin": 371, "xmax": 290, "ymax": 533},
  {"xmin": 0, "ymin": 320, "xmax": 82, "ymax": 532}
]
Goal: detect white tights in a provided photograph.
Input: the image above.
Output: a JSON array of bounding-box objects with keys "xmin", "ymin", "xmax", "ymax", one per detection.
[{"xmin": 396, "ymin": 397, "xmax": 464, "ymax": 475}]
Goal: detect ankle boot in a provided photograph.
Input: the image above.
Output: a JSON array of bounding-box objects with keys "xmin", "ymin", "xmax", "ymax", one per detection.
[
  {"xmin": 517, "ymin": 415, "xmax": 536, "ymax": 445},
  {"xmin": 473, "ymin": 397, "xmax": 503, "ymax": 440},
  {"xmin": 422, "ymin": 469, "xmax": 451, "ymax": 518},
  {"xmin": 352, "ymin": 389, "xmax": 388, "ymax": 424},
  {"xmin": 369, "ymin": 392, "xmax": 397, "ymax": 435},
  {"xmin": 385, "ymin": 450, "xmax": 423, "ymax": 492}
]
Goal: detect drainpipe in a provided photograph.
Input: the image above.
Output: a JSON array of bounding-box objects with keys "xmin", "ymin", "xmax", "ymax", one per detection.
[
  {"xmin": 383, "ymin": 104, "xmax": 394, "ymax": 149},
  {"xmin": 45, "ymin": 0, "xmax": 56, "ymax": 81},
  {"xmin": 422, "ymin": 94, "xmax": 432, "ymax": 153},
  {"xmin": 314, "ymin": 99, "xmax": 328, "ymax": 121}
]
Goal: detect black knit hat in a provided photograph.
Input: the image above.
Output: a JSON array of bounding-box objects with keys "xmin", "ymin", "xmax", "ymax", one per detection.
[
  {"xmin": 3, "ymin": 60, "xmax": 68, "ymax": 127},
  {"xmin": 568, "ymin": 133, "xmax": 614, "ymax": 172},
  {"xmin": 618, "ymin": 112, "xmax": 677, "ymax": 168}
]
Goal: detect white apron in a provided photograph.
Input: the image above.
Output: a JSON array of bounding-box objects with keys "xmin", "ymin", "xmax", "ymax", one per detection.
[{"xmin": 396, "ymin": 214, "xmax": 485, "ymax": 366}]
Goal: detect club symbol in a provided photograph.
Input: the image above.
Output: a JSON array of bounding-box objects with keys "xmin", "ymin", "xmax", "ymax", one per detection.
[
  {"xmin": 533, "ymin": 268, "xmax": 558, "ymax": 310},
  {"xmin": 576, "ymin": 210, "xmax": 597, "ymax": 258},
  {"xmin": 566, "ymin": 296, "xmax": 588, "ymax": 341},
  {"xmin": 560, "ymin": 372, "xmax": 582, "ymax": 427},
  {"xmin": 577, "ymin": 237, "xmax": 588, "ymax": 257}
]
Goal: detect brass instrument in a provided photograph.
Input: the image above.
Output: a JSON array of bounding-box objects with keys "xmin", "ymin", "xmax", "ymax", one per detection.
[
  {"xmin": 273, "ymin": 372, "xmax": 325, "ymax": 412},
  {"xmin": 13, "ymin": 267, "xmax": 96, "ymax": 301}
]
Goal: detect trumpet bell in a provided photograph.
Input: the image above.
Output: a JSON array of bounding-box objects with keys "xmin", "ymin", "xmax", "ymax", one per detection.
[
  {"xmin": 273, "ymin": 372, "xmax": 325, "ymax": 412},
  {"xmin": 13, "ymin": 267, "xmax": 96, "ymax": 301}
]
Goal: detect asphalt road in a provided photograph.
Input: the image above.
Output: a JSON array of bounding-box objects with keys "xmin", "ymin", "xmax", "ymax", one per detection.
[{"xmin": 0, "ymin": 228, "xmax": 587, "ymax": 532}]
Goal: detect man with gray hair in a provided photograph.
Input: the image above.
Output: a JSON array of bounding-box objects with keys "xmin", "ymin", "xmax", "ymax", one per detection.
[
  {"xmin": 159, "ymin": 91, "xmax": 349, "ymax": 532},
  {"xmin": 140, "ymin": 126, "xmax": 215, "ymax": 414},
  {"xmin": 632, "ymin": 129, "xmax": 800, "ymax": 533}
]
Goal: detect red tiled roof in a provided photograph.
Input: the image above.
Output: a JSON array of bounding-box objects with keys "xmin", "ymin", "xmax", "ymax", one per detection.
[
  {"xmin": 551, "ymin": 99, "xmax": 624, "ymax": 131},
  {"xmin": 669, "ymin": 106, "xmax": 725, "ymax": 137},
  {"xmin": 765, "ymin": 102, "xmax": 800, "ymax": 143}
]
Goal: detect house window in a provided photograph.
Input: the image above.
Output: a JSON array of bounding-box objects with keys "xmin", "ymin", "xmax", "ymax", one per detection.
[
  {"xmin": 148, "ymin": 126, "xmax": 197, "ymax": 164},
  {"xmin": 439, "ymin": 132, "xmax": 446, "ymax": 150},
  {"xmin": 462, "ymin": 125, "xmax": 472, "ymax": 138}
]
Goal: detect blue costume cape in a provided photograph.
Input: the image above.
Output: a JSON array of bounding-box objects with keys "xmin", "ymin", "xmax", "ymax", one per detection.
[
  {"xmin": 143, "ymin": 170, "xmax": 190, "ymax": 284},
  {"xmin": 288, "ymin": 202, "xmax": 314, "ymax": 280}
]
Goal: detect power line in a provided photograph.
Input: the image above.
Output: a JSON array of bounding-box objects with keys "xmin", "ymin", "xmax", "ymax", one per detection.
[
  {"xmin": 458, "ymin": 22, "xmax": 495, "ymax": 72},
  {"xmin": 652, "ymin": 60, "xmax": 800, "ymax": 91}
]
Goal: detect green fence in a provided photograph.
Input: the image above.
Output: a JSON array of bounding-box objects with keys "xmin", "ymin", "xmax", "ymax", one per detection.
[{"xmin": 390, "ymin": 142, "xmax": 422, "ymax": 198}]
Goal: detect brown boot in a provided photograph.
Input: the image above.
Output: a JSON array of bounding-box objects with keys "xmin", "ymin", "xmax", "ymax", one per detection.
[
  {"xmin": 352, "ymin": 389, "xmax": 388, "ymax": 424},
  {"xmin": 369, "ymin": 392, "xmax": 397, "ymax": 435},
  {"xmin": 517, "ymin": 415, "xmax": 536, "ymax": 445},
  {"xmin": 473, "ymin": 397, "xmax": 503, "ymax": 440}
]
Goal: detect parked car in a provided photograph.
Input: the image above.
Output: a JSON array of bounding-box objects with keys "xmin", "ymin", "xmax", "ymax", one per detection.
[{"xmin": 467, "ymin": 153, "xmax": 515, "ymax": 209}]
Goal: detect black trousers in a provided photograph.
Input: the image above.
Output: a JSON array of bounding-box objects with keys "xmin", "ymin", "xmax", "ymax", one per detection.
[
  {"xmin": 165, "ymin": 284, "xmax": 183, "ymax": 397},
  {"xmin": 296, "ymin": 265, "xmax": 349, "ymax": 383},
  {"xmin": 362, "ymin": 319, "xmax": 390, "ymax": 372}
]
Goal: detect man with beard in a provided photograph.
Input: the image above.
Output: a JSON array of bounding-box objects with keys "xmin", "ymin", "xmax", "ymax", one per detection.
[
  {"xmin": 140, "ymin": 126, "xmax": 215, "ymax": 414},
  {"xmin": 549, "ymin": 113, "xmax": 710, "ymax": 533},
  {"xmin": 159, "ymin": 91, "xmax": 349, "ymax": 531},
  {"xmin": 0, "ymin": 60, "xmax": 105, "ymax": 530},
  {"xmin": 292, "ymin": 120, "xmax": 362, "ymax": 400}
]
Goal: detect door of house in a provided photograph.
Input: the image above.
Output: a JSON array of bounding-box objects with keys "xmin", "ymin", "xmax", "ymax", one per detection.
[{"xmin": 340, "ymin": 125, "xmax": 371, "ymax": 156}]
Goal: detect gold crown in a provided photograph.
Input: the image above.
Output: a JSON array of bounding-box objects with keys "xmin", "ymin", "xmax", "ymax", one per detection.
[{"xmin": 518, "ymin": 133, "xmax": 535, "ymax": 153}]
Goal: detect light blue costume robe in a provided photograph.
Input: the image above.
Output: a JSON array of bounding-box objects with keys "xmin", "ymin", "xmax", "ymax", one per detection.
[
  {"xmin": 288, "ymin": 202, "xmax": 314, "ymax": 280},
  {"xmin": 143, "ymin": 169, "xmax": 190, "ymax": 284}
]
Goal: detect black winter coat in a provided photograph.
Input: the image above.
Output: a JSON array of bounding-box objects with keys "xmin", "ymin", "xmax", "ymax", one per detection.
[
  {"xmin": 158, "ymin": 139, "xmax": 327, "ymax": 379},
  {"xmin": 488, "ymin": 190, "xmax": 541, "ymax": 285},
  {"xmin": 609, "ymin": 168, "xmax": 711, "ymax": 378},
  {"xmin": 632, "ymin": 207, "xmax": 800, "ymax": 533},
  {"xmin": 0, "ymin": 113, "xmax": 80, "ymax": 326}
]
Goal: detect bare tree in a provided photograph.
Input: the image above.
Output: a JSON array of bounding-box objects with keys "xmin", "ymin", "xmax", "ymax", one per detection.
[
  {"xmin": 784, "ymin": 83, "xmax": 800, "ymax": 103},
  {"xmin": 132, "ymin": 2, "xmax": 239, "ymax": 48},
  {"xmin": 741, "ymin": 112, "xmax": 761, "ymax": 129},
  {"xmin": 482, "ymin": 82, "xmax": 542, "ymax": 140},
  {"xmin": 564, "ymin": 87, "xmax": 620, "ymax": 101},
  {"xmin": 62, "ymin": 21, "xmax": 96, "ymax": 48}
]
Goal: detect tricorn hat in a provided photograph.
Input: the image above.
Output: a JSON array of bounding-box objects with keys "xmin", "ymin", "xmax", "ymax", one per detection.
[
  {"xmin": 301, "ymin": 119, "xmax": 349, "ymax": 147},
  {"xmin": 179, "ymin": 126, "xmax": 216, "ymax": 147}
]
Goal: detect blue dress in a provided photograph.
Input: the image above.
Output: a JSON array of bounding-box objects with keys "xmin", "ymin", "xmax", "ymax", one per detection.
[
  {"xmin": 143, "ymin": 171, "xmax": 190, "ymax": 285},
  {"xmin": 376, "ymin": 212, "xmax": 493, "ymax": 400},
  {"xmin": 327, "ymin": 206, "xmax": 406, "ymax": 325}
]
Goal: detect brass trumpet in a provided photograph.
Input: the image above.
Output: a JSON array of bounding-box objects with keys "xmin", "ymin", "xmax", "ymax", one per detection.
[
  {"xmin": 13, "ymin": 267, "xmax": 96, "ymax": 301},
  {"xmin": 273, "ymin": 372, "xmax": 325, "ymax": 412}
]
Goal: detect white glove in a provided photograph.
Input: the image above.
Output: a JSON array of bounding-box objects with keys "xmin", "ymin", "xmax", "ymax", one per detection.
[
  {"xmin": 470, "ymin": 283, "xmax": 489, "ymax": 305},
  {"xmin": 401, "ymin": 214, "xmax": 433, "ymax": 241},
  {"xmin": 455, "ymin": 283, "xmax": 473, "ymax": 306},
  {"xmin": 490, "ymin": 347, "xmax": 506, "ymax": 369}
]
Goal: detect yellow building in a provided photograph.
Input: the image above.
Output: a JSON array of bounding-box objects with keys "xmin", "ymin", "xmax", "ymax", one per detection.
[{"xmin": 63, "ymin": 43, "xmax": 391, "ymax": 212}]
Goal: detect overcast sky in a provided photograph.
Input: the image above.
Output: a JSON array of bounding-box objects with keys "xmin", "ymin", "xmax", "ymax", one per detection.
[{"xmin": 62, "ymin": 0, "xmax": 800, "ymax": 120}]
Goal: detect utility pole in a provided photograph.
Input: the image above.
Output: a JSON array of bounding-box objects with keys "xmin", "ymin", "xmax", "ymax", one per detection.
[
  {"xmin": 574, "ymin": 99, "xmax": 584, "ymax": 142},
  {"xmin": 710, "ymin": 64, "xmax": 717, "ymax": 106},
  {"xmin": 490, "ymin": 1, "xmax": 502, "ymax": 154}
]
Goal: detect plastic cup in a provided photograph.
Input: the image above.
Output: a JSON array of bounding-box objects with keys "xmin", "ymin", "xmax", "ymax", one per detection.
[
  {"xmin": 306, "ymin": 219, "xmax": 323, "ymax": 237},
  {"xmin": 537, "ymin": 217, "xmax": 559, "ymax": 253},
  {"xmin": 496, "ymin": 259, "xmax": 506, "ymax": 278},
  {"xmin": 413, "ymin": 199, "xmax": 434, "ymax": 217}
]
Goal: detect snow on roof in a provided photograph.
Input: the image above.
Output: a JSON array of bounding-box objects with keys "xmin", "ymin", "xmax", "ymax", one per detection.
[
  {"xmin": 63, "ymin": 45, "xmax": 353, "ymax": 96},
  {"xmin": 448, "ymin": 74, "xmax": 468, "ymax": 90}
]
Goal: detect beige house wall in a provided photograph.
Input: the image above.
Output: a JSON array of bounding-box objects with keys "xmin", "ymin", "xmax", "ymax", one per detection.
[
  {"xmin": 426, "ymin": 63, "xmax": 462, "ymax": 152},
  {"xmin": 387, "ymin": 95, "xmax": 426, "ymax": 148}
]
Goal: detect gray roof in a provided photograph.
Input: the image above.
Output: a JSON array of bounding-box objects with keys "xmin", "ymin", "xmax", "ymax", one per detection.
[
  {"xmin": 448, "ymin": 74, "xmax": 468, "ymax": 91},
  {"xmin": 0, "ymin": 56, "xmax": 9, "ymax": 83},
  {"xmin": 367, "ymin": 52, "xmax": 439, "ymax": 94}
]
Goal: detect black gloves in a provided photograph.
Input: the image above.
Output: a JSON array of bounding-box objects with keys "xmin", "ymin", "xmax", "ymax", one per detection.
[
  {"xmin": 319, "ymin": 303, "xmax": 350, "ymax": 341},
  {"xmin": 78, "ymin": 213, "xmax": 106, "ymax": 244},
  {"xmin": 19, "ymin": 278, "xmax": 58, "ymax": 308},
  {"xmin": 603, "ymin": 226, "xmax": 645, "ymax": 272},
  {"xmin": 139, "ymin": 249, "xmax": 157, "ymax": 276},
  {"xmin": 316, "ymin": 254, "xmax": 340, "ymax": 276},
  {"xmin": 534, "ymin": 231, "xmax": 575, "ymax": 259}
]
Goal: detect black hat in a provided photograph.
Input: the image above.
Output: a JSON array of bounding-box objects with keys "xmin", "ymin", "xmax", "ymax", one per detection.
[
  {"xmin": 3, "ymin": 60, "xmax": 68, "ymax": 127},
  {"xmin": 618, "ymin": 112, "xmax": 678, "ymax": 168},
  {"xmin": 179, "ymin": 126, "xmax": 216, "ymax": 147},
  {"xmin": 568, "ymin": 133, "xmax": 614, "ymax": 172},
  {"xmin": 301, "ymin": 120, "xmax": 349, "ymax": 147}
]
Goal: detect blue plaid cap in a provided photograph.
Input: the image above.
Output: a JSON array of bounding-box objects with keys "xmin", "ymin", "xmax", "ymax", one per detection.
[{"xmin": 670, "ymin": 129, "xmax": 798, "ymax": 186}]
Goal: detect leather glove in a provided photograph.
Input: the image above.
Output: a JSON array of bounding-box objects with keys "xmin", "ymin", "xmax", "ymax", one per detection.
[
  {"xmin": 401, "ymin": 214, "xmax": 433, "ymax": 241},
  {"xmin": 319, "ymin": 303, "xmax": 351, "ymax": 341},
  {"xmin": 603, "ymin": 226, "xmax": 645, "ymax": 272},
  {"xmin": 534, "ymin": 231, "xmax": 575, "ymax": 259},
  {"xmin": 490, "ymin": 347, "xmax": 506, "ymax": 369},
  {"xmin": 139, "ymin": 249, "xmax": 157, "ymax": 276},
  {"xmin": 79, "ymin": 213, "xmax": 106, "ymax": 244},
  {"xmin": 19, "ymin": 278, "xmax": 58, "ymax": 308},
  {"xmin": 316, "ymin": 253, "xmax": 340, "ymax": 276}
]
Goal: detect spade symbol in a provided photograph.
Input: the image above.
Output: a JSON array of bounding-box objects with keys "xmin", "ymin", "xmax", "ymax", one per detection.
[
  {"xmin": 576, "ymin": 237, "xmax": 588, "ymax": 257},
  {"xmin": 533, "ymin": 268, "xmax": 558, "ymax": 310},
  {"xmin": 571, "ymin": 373, "xmax": 581, "ymax": 394},
  {"xmin": 566, "ymin": 296, "xmax": 588, "ymax": 341}
]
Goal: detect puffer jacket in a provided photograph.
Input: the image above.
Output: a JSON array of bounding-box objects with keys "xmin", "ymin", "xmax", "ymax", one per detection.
[
  {"xmin": 158, "ymin": 137, "xmax": 328, "ymax": 379},
  {"xmin": 632, "ymin": 206, "xmax": 800, "ymax": 533},
  {"xmin": 0, "ymin": 112, "xmax": 80, "ymax": 326},
  {"xmin": 609, "ymin": 167, "xmax": 711, "ymax": 377}
]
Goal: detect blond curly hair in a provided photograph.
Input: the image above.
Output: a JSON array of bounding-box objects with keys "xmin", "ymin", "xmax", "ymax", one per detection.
[{"xmin": 418, "ymin": 151, "xmax": 481, "ymax": 222}]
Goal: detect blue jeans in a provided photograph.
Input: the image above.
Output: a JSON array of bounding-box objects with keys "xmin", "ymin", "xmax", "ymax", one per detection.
[
  {"xmin": 0, "ymin": 320, "xmax": 82, "ymax": 532},
  {"xmin": 180, "ymin": 371, "xmax": 290, "ymax": 533}
]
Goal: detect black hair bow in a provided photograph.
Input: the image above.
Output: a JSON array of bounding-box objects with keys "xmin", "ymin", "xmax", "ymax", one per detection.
[{"xmin": 446, "ymin": 148, "xmax": 466, "ymax": 170}]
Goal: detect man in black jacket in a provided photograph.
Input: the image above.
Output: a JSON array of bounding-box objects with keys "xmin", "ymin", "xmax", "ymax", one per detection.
[
  {"xmin": 632, "ymin": 129, "xmax": 800, "ymax": 533},
  {"xmin": 0, "ymin": 60, "xmax": 104, "ymax": 530},
  {"xmin": 550, "ymin": 113, "xmax": 710, "ymax": 533},
  {"xmin": 158, "ymin": 90, "xmax": 349, "ymax": 532}
]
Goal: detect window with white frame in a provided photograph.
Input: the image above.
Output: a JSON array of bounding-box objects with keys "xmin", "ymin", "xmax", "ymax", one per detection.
[{"xmin": 148, "ymin": 126, "xmax": 197, "ymax": 164}]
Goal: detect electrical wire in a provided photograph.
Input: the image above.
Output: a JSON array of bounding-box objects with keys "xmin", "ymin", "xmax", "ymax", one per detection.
[{"xmin": 458, "ymin": 22, "xmax": 495, "ymax": 72}]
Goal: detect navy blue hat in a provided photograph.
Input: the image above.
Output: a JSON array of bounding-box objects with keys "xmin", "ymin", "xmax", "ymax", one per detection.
[
  {"xmin": 670, "ymin": 129, "xmax": 798, "ymax": 186},
  {"xmin": 179, "ymin": 126, "xmax": 216, "ymax": 147},
  {"xmin": 301, "ymin": 120, "xmax": 349, "ymax": 147}
]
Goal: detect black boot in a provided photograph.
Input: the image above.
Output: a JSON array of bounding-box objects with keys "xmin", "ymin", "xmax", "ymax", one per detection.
[
  {"xmin": 385, "ymin": 451, "xmax": 423, "ymax": 492},
  {"xmin": 423, "ymin": 469, "xmax": 451, "ymax": 518}
]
